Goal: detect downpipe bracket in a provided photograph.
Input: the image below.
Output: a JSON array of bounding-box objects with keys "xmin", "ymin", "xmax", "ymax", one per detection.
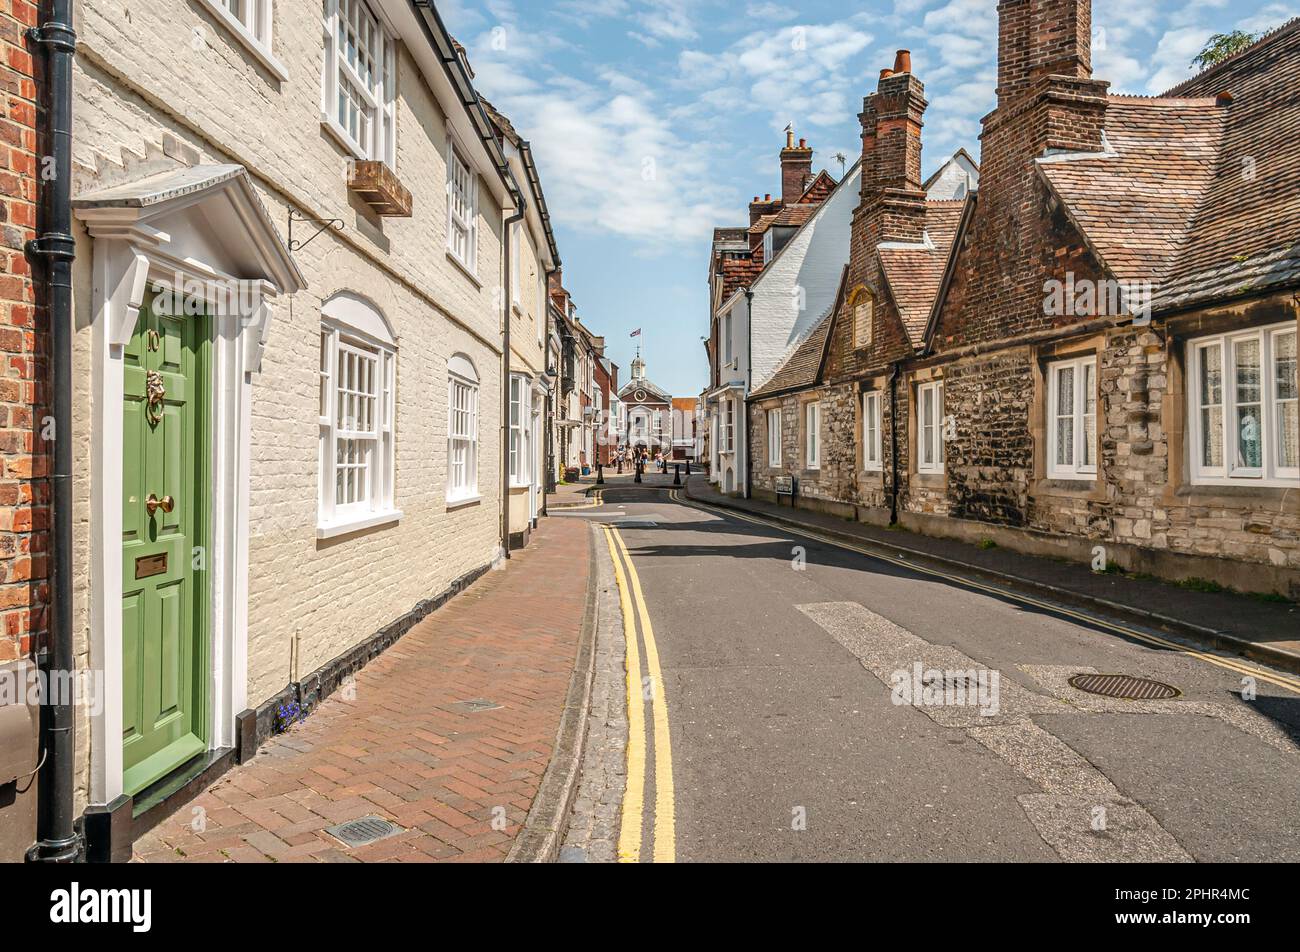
[{"xmin": 25, "ymin": 23, "xmax": 76, "ymax": 53}]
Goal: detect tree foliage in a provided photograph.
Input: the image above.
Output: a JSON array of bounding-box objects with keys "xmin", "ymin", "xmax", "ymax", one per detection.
[{"xmin": 1192, "ymin": 31, "xmax": 1261, "ymax": 70}]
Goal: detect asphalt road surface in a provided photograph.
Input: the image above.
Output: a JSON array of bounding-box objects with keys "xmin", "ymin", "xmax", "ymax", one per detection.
[{"xmin": 570, "ymin": 484, "xmax": 1300, "ymax": 863}]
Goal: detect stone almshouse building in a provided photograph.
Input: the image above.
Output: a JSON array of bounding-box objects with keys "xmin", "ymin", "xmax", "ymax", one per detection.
[{"xmin": 750, "ymin": 2, "xmax": 1299, "ymax": 600}]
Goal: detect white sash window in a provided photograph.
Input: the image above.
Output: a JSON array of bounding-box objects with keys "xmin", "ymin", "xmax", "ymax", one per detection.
[
  {"xmin": 863, "ymin": 391, "xmax": 882, "ymax": 472},
  {"xmin": 806, "ymin": 402, "xmax": 821, "ymax": 470},
  {"xmin": 767, "ymin": 408, "xmax": 782, "ymax": 466},
  {"xmin": 917, "ymin": 380, "xmax": 944, "ymax": 474},
  {"xmin": 1047, "ymin": 356, "xmax": 1098, "ymax": 480},
  {"xmin": 447, "ymin": 142, "xmax": 479, "ymax": 271},
  {"xmin": 322, "ymin": 0, "xmax": 396, "ymax": 166},
  {"xmin": 318, "ymin": 295, "xmax": 398, "ymax": 536},
  {"xmin": 1190, "ymin": 323, "xmax": 1298, "ymax": 485},
  {"xmin": 448, "ymin": 355, "xmax": 480, "ymax": 501}
]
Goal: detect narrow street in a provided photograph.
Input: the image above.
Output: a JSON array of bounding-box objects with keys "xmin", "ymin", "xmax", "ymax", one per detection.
[{"xmin": 563, "ymin": 479, "xmax": 1300, "ymax": 863}]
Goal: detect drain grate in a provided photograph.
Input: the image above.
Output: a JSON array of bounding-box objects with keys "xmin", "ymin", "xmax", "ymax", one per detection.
[
  {"xmin": 325, "ymin": 815, "xmax": 403, "ymax": 849},
  {"xmin": 452, "ymin": 698, "xmax": 503, "ymax": 713},
  {"xmin": 1068, "ymin": 673, "xmax": 1181, "ymax": 701}
]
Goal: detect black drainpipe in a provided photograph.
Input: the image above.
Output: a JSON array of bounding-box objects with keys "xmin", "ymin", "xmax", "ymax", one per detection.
[
  {"xmin": 502, "ymin": 199, "xmax": 526, "ymax": 560},
  {"xmin": 541, "ymin": 267, "xmax": 557, "ymax": 515},
  {"xmin": 888, "ymin": 360, "xmax": 902, "ymax": 527},
  {"xmin": 743, "ymin": 288, "xmax": 754, "ymax": 500},
  {"xmin": 26, "ymin": 0, "xmax": 80, "ymax": 863}
]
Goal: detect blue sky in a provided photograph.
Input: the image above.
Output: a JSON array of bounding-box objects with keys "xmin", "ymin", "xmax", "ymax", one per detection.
[{"xmin": 439, "ymin": 0, "xmax": 1298, "ymax": 399}]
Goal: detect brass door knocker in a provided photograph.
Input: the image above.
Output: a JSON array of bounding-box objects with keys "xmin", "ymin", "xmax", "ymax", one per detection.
[{"xmin": 145, "ymin": 371, "xmax": 166, "ymax": 426}]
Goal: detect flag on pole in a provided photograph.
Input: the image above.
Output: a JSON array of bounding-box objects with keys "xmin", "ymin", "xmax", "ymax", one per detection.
[{"xmin": 630, "ymin": 329, "xmax": 642, "ymax": 338}]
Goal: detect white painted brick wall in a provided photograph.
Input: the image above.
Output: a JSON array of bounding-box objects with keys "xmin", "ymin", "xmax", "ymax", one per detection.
[{"xmin": 67, "ymin": 0, "xmax": 523, "ymax": 805}]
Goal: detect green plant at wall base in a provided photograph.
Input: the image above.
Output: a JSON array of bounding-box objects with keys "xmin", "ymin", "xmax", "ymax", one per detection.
[
  {"xmin": 1248, "ymin": 591, "xmax": 1292, "ymax": 605},
  {"xmin": 977, "ymin": 539, "xmax": 998, "ymax": 551},
  {"xmin": 1178, "ymin": 577, "xmax": 1227, "ymax": 594}
]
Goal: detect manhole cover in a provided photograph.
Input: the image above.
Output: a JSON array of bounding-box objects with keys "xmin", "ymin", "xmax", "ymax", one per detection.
[
  {"xmin": 452, "ymin": 698, "xmax": 503, "ymax": 713},
  {"xmin": 1068, "ymin": 673, "xmax": 1181, "ymax": 701},
  {"xmin": 325, "ymin": 815, "xmax": 402, "ymax": 848}
]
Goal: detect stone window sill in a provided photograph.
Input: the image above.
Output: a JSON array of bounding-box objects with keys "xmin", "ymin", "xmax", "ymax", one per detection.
[
  {"xmin": 1031, "ymin": 477, "xmax": 1104, "ymax": 502},
  {"xmin": 317, "ymin": 509, "xmax": 402, "ymax": 540}
]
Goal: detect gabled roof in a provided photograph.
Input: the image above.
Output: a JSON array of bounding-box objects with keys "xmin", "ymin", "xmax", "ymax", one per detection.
[
  {"xmin": 620, "ymin": 376, "xmax": 672, "ymax": 403},
  {"xmin": 877, "ymin": 199, "xmax": 966, "ymax": 347},
  {"xmin": 1033, "ymin": 17, "xmax": 1300, "ymax": 313},
  {"xmin": 1035, "ymin": 98, "xmax": 1224, "ymax": 289},
  {"xmin": 798, "ymin": 170, "xmax": 838, "ymax": 204},
  {"xmin": 749, "ymin": 267, "xmax": 847, "ymax": 399}
]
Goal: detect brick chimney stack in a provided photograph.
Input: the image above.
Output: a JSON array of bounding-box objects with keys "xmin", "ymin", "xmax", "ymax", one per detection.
[
  {"xmin": 858, "ymin": 49, "xmax": 928, "ymax": 244},
  {"xmin": 998, "ymin": 0, "xmax": 1093, "ymax": 105},
  {"xmin": 779, "ymin": 127, "xmax": 814, "ymax": 205},
  {"xmin": 992, "ymin": 0, "xmax": 1106, "ymax": 155}
]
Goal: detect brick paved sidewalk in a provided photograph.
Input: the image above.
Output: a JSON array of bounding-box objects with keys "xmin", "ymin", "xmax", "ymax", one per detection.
[{"xmin": 134, "ymin": 517, "xmax": 592, "ymax": 864}]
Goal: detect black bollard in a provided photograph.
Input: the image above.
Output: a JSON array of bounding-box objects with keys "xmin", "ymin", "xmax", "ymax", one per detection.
[
  {"xmin": 635, "ymin": 462, "xmax": 643, "ymax": 484},
  {"xmin": 597, "ymin": 463, "xmax": 605, "ymax": 485},
  {"xmin": 685, "ymin": 459, "xmax": 691, "ymax": 476},
  {"xmin": 673, "ymin": 464, "xmax": 681, "ymax": 486}
]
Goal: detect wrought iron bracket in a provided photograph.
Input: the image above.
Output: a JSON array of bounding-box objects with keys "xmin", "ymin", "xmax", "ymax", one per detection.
[{"xmin": 288, "ymin": 209, "xmax": 344, "ymax": 253}]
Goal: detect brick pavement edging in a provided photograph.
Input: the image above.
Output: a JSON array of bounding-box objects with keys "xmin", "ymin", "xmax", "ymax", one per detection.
[
  {"xmin": 507, "ymin": 524, "xmax": 600, "ymax": 862},
  {"xmin": 684, "ymin": 477, "xmax": 1300, "ymax": 677}
]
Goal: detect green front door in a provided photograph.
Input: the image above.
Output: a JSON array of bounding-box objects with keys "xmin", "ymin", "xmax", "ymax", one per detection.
[{"xmin": 121, "ymin": 295, "xmax": 209, "ymax": 796}]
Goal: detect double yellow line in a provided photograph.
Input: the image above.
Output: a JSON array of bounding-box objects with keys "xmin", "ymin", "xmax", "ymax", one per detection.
[
  {"xmin": 602, "ymin": 524, "xmax": 676, "ymax": 863},
  {"xmin": 670, "ymin": 491, "xmax": 1300, "ymax": 696}
]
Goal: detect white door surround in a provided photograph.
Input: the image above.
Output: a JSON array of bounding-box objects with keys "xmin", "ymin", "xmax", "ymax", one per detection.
[{"xmin": 74, "ymin": 166, "xmax": 305, "ymax": 806}]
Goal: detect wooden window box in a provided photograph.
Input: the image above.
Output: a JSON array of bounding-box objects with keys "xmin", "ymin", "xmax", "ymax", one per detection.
[{"xmin": 347, "ymin": 160, "xmax": 413, "ymax": 217}]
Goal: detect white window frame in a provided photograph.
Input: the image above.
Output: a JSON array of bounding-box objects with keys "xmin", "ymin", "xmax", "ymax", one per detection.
[
  {"xmin": 805, "ymin": 401, "xmax": 821, "ymax": 470},
  {"xmin": 1189, "ymin": 322, "xmax": 1298, "ymax": 487},
  {"xmin": 917, "ymin": 380, "xmax": 944, "ymax": 475},
  {"xmin": 448, "ymin": 355, "xmax": 480, "ymax": 503},
  {"xmin": 863, "ymin": 391, "xmax": 882, "ymax": 472},
  {"xmin": 321, "ymin": 0, "xmax": 396, "ymax": 167},
  {"xmin": 446, "ymin": 138, "xmax": 479, "ymax": 273},
  {"xmin": 723, "ymin": 400, "xmax": 735, "ymax": 453},
  {"xmin": 509, "ymin": 374, "xmax": 530, "ymax": 488},
  {"xmin": 202, "ymin": 0, "xmax": 288, "ymax": 80},
  {"xmin": 723, "ymin": 311, "xmax": 733, "ymax": 367},
  {"xmin": 767, "ymin": 408, "xmax": 782, "ymax": 467},
  {"xmin": 1046, "ymin": 355, "xmax": 1098, "ymax": 480},
  {"xmin": 318, "ymin": 307, "xmax": 398, "ymax": 538}
]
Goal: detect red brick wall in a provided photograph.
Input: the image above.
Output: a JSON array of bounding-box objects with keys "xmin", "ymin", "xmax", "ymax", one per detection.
[{"xmin": 0, "ymin": 0, "xmax": 45, "ymax": 666}]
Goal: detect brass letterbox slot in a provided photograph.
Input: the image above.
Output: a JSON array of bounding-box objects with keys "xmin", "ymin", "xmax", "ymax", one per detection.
[{"xmin": 135, "ymin": 553, "xmax": 168, "ymax": 580}]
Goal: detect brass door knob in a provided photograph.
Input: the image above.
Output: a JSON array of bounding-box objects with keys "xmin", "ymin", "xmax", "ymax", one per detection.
[{"xmin": 146, "ymin": 494, "xmax": 175, "ymax": 516}]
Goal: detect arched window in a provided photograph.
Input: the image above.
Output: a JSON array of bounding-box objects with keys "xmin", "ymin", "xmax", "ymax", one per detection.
[
  {"xmin": 318, "ymin": 293, "xmax": 399, "ymax": 536},
  {"xmin": 448, "ymin": 353, "xmax": 480, "ymax": 502}
]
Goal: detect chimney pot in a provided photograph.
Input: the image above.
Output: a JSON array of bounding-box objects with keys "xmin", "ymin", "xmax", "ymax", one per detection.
[
  {"xmin": 764, "ymin": 193, "xmax": 771, "ymax": 201},
  {"xmin": 893, "ymin": 49, "xmax": 912, "ymax": 74},
  {"xmin": 798, "ymin": 138, "xmax": 806, "ymax": 148},
  {"xmin": 879, "ymin": 68, "xmax": 894, "ymax": 80}
]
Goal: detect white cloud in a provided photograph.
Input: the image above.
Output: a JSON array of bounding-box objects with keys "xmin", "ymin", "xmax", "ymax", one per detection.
[
  {"xmin": 469, "ymin": 41, "xmax": 735, "ymax": 248},
  {"xmin": 1145, "ymin": 25, "xmax": 1217, "ymax": 92}
]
